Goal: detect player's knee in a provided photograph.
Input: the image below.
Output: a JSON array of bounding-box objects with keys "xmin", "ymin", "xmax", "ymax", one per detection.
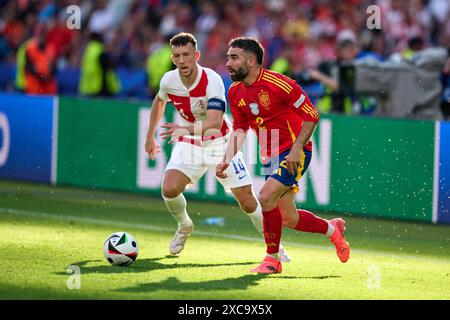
[
  {"xmin": 161, "ymin": 184, "xmax": 182, "ymax": 199},
  {"xmin": 258, "ymin": 190, "xmax": 276, "ymax": 211},
  {"xmin": 232, "ymin": 186, "xmax": 257, "ymax": 213},
  {"xmin": 238, "ymin": 195, "xmax": 257, "ymax": 213}
]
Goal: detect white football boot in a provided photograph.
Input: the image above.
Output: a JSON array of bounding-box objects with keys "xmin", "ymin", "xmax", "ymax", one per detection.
[
  {"xmin": 279, "ymin": 244, "xmax": 292, "ymax": 263},
  {"xmin": 169, "ymin": 220, "xmax": 194, "ymax": 255}
]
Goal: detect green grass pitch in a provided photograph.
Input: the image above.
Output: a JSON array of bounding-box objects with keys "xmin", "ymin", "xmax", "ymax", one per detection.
[{"xmin": 0, "ymin": 179, "xmax": 449, "ymax": 300}]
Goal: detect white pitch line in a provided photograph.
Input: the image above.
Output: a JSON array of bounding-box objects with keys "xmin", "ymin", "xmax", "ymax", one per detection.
[
  {"xmin": 432, "ymin": 121, "xmax": 440, "ymax": 224},
  {"xmin": 1, "ymin": 207, "xmax": 449, "ymax": 265},
  {"xmin": 51, "ymin": 96, "xmax": 59, "ymax": 185}
]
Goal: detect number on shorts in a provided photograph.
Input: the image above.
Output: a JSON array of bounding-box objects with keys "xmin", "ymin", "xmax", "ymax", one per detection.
[{"xmin": 231, "ymin": 158, "xmax": 246, "ymax": 174}]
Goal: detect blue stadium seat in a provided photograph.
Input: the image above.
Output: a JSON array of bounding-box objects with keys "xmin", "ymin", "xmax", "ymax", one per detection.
[
  {"xmin": 57, "ymin": 67, "xmax": 80, "ymax": 96},
  {"xmin": 0, "ymin": 62, "xmax": 15, "ymax": 91},
  {"xmin": 116, "ymin": 68, "xmax": 150, "ymax": 100},
  {"xmin": 301, "ymin": 82, "xmax": 326, "ymax": 104}
]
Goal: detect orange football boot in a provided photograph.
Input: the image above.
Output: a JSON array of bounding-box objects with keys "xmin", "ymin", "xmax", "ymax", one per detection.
[
  {"xmin": 250, "ymin": 255, "xmax": 282, "ymax": 274},
  {"xmin": 329, "ymin": 218, "xmax": 350, "ymax": 263}
]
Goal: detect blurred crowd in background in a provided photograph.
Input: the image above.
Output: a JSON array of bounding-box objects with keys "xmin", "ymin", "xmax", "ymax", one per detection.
[{"xmin": 0, "ymin": 0, "xmax": 449, "ymax": 118}]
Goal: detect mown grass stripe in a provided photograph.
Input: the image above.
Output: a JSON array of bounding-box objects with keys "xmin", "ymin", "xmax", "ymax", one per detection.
[{"xmin": 2, "ymin": 207, "xmax": 449, "ymax": 265}]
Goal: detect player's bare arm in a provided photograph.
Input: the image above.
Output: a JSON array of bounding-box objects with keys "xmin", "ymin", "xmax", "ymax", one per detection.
[
  {"xmin": 160, "ymin": 109, "xmax": 223, "ymax": 143},
  {"xmin": 285, "ymin": 121, "xmax": 317, "ymax": 174},
  {"xmin": 145, "ymin": 94, "xmax": 167, "ymax": 160},
  {"xmin": 216, "ymin": 128, "xmax": 248, "ymax": 179}
]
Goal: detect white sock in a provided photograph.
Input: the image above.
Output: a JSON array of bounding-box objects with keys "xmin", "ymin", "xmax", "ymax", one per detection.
[
  {"xmin": 326, "ymin": 222, "xmax": 335, "ymax": 237},
  {"xmin": 245, "ymin": 202, "xmax": 264, "ymax": 235},
  {"xmin": 162, "ymin": 193, "xmax": 192, "ymax": 228}
]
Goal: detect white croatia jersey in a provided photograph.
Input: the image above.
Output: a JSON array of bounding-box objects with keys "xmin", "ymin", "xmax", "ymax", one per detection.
[{"xmin": 158, "ymin": 65, "xmax": 231, "ymax": 140}]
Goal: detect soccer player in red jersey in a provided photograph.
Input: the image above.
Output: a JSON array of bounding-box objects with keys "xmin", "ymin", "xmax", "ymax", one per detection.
[{"xmin": 216, "ymin": 37, "xmax": 350, "ymax": 274}]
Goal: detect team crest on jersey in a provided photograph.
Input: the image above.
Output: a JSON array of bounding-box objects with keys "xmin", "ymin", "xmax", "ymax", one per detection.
[
  {"xmin": 249, "ymin": 103, "xmax": 259, "ymax": 115},
  {"xmin": 199, "ymin": 99, "xmax": 207, "ymax": 109},
  {"xmin": 258, "ymin": 90, "xmax": 270, "ymax": 108}
]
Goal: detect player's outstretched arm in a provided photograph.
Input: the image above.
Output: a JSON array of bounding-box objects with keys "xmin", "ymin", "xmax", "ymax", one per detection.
[
  {"xmin": 145, "ymin": 95, "xmax": 167, "ymax": 160},
  {"xmin": 216, "ymin": 128, "xmax": 248, "ymax": 179}
]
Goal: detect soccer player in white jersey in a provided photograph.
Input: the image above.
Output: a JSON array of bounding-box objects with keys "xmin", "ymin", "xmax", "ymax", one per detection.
[{"xmin": 144, "ymin": 32, "xmax": 289, "ymax": 261}]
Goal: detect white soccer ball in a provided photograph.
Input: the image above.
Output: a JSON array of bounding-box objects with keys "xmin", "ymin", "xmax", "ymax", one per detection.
[{"xmin": 103, "ymin": 232, "xmax": 139, "ymax": 266}]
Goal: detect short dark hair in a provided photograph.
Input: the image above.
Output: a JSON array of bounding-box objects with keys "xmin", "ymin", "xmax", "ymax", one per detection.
[
  {"xmin": 229, "ymin": 37, "xmax": 264, "ymax": 65},
  {"xmin": 170, "ymin": 32, "xmax": 197, "ymax": 49},
  {"xmin": 337, "ymin": 39, "xmax": 357, "ymax": 50},
  {"xmin": 408, "ymin": 36, "xmax": 424, "ymax": 50}
]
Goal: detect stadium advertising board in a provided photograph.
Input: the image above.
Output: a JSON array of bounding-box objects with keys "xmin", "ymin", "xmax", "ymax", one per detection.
[
  {"xmin": 137, "ymin": 110, "xmax": 436, "ymax": 223},
  {"xmin": 0, "ymin": 93, "xmax": 54, "ymax": 182},
  {"xmin": 57, "ymin": 97, "xmax": 142, "ymax": 191},
  {"xmin": 50, "ymin": 97, "xmax": 441, "ymax": 223},
  {"xmin": 301, "ymin": 115, "xmax": 435, "ymax": 222},
  {"xmin": 438, "ymin": 122, "xmax": 450, "ymax": 223}
]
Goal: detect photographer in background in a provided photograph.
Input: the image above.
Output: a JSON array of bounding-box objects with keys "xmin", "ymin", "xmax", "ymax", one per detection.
[
  {"xmin": 441, "ymin": 48, "xmax": 450, "ymax": 119},
  {"xmin": 295, "ymin": 30, "xmax": 380, "ymax": 115},
  {"xmin": 296, "ymin": 31, "xmax": 358, "ymax": 115}
]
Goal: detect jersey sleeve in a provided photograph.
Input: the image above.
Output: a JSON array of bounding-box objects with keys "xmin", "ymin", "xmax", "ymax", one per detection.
[
  {"xmin": 206, "ymin": 70, "xmax": 226, "ymax": 112},
  {"xmin": 228, "ymin": 86, "xmax": 249, "ymax": 131},
  {"xmin": 157, "ymin": 72, "xmax": 170, "ymax": 102},
  {"xmin": 285, "ymin": 77, "xmax": 320, "ymax": 123}
]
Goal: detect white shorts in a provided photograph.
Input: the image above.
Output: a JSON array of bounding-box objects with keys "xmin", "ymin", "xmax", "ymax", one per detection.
[{"xmin": 165, "ymin": 137, "xmax": 253, "ymax": 190}]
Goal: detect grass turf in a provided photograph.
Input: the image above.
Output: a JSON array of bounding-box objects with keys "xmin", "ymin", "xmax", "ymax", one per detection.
[{"xmin": 0, "ymin": 179, "xmax": 449, "ymax": 300}]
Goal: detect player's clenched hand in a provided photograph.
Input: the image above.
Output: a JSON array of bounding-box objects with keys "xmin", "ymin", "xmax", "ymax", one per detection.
[
  {"xmin": 285, "ymin": 148, "xmax": 302, "ymax": 175},
  {"xmin": 145, "ymin": 136, "xmax": 161, "ymax": 160},
  {"xmin": 216, "ymin": 162, "xmax": 229, "ymax": 179},
  {"xmin": 160, "ymin": 123, "xmax": 189, "ymax": 144}
]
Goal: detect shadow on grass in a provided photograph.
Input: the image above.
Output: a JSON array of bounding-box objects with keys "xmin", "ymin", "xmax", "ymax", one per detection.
[
  {"xmin": 55, "ymin": 257, "xmax": 258, "ymax": 275},
  {"xmin": 116, "ymin": 274, "xmax": 268, "ymax": 292},
  {"xmin": 115, "ymin": 273, "xmax": 341, "ymax": 293},
  {"xmin": 275, "ymin": 275, "xmax": 341, "ymax": 280}
]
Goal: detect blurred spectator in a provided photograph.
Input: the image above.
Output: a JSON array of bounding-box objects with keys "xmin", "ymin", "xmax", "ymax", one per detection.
[
  {"xmin": 2, "ymin": 4, "xmax": 27, "ymax": 52},
  {"xmin": 145, "ymin": 34, "xmax": 174, "ymax": 97},
  {"xmin": 402, "ymin": 36, "xmax": 425, "ymax": 60},
  {"xmin": 23, "ymin": 22, "xmax": 57, "ymax": 95},
  {"xmin": 14, "ymin": 38, "xmax": 30, "ymax": 91},
  {"xmin": 429, "ymin": 0, "xmax": 449, "ymax": 26},
  {"xmin": 441, "ymin": 49, "xmax": 450, "ymax": 119},
  {"xmin": 0, "ymin": 0, "xmax": 448, "ymax": 112},
  {"xmin": 357, "ymin": 29, "xmax": 385, "ymax": 62},
  {"xmin": 88, "ymin": 0, "xmax": 115, "ymax": 37},
  {"xmin": 158, "ymin": 2, "xmax": 193, "ymax": 37},
  {"xmin": 270, "ymin": 46, "xmax": 294, "ymax": 76},
  {"xmin": 78, "ymin": 32, "xmax": 120, "ymax": 97},
  {"xmin": 194, "ymin": 1, "xmax": 218, "ymax": 52}
]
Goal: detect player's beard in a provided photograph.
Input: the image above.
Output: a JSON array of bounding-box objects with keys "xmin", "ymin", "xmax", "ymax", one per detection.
[{"xmin": 229, "ymin": 66, "xmax": 249, "ymax": 82}]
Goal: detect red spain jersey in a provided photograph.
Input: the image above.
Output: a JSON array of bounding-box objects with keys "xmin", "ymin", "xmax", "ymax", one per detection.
[{"xmin": 228, "ymin": 68, "xmax": 319, "ymax": 162}]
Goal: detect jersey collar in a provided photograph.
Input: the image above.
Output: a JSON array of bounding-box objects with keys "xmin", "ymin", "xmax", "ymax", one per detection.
[{"xmin": 244, "ymin": 67, "xmax": 265, "ymax": 87}]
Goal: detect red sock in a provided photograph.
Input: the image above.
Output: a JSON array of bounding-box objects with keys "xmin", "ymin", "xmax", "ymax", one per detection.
[
  {"xmin": 295, "ymin": 209, "xmax": 328, "ymax": 234},
  {"xmin": 262, "ymin": 207, "xmax": 282, "ymax": 254}
]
